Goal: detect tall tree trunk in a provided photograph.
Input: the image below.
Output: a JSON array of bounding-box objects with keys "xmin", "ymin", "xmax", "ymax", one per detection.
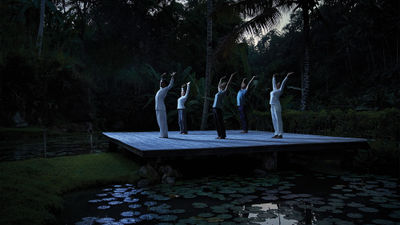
[
  {"xmin": 301, "ymin": 5, "xmax": 310, "ymax": 111},
  {"xmin": 36, "ymin": 0, "xmax": 45, "ymax": 56},
  {"xmin": 200, "ymin": 0, "xmax": 213, "ymax": 130}
]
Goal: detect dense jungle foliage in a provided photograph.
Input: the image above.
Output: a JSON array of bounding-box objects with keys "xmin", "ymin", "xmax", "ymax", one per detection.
[{"xmin": 0, "ymin": 0, "xmax": 399, "ymax": 132}]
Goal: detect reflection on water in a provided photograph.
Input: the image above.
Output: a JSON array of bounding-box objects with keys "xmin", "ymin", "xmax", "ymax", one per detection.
[
  {"xmin": 248, "ymin": 203, "xmax": 299, "ymax": 225},
  {"xmin": 0, "ymin": 132, "xmax": 108, "ymax": 161},
  {"xmin": 59, "ymin": 172, "xmax": 400, "ymax": 225}
]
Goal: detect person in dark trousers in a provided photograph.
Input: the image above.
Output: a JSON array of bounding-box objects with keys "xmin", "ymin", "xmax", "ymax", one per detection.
[
  {"xmin": 177, "ymin": 81, "xmax": 190, "ymax": 134},
  {"xmin": 212, "ymin": 73, "xmax": 235, "ymax": 139},
  {"xmin": 237, "ymin": 75, "xmax": 256, "ymax": 133}
]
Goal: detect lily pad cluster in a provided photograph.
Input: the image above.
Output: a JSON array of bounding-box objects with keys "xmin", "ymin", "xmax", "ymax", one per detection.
[{"xmin": 73, "ymin": 173, "xmax": 399, "ymax": 225}]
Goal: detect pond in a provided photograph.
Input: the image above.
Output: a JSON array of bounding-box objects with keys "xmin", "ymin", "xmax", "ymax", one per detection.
[
  {"xmin": 58, "ymin": 171, "xmax": 400, "ymax": 225},
  {"xmin": 0, "ymin": 131, "xmax": 108, "ymax": 161}
]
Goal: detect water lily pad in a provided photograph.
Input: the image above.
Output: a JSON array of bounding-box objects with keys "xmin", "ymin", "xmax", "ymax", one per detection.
[
  {"xmin": 171, "ymin": 209, "xmax": 185, "ymax": 214},
  {"xmin": 97, "ymin": 205, "xmax": 110, "ymax": 210},
  {"xmin": 109, "ymin": 201, "xmax": 123, "ymax": 205},
  {"xmin": 219, "ymin": 188, "xmax": 237, "ymax": 194},
  {"xmin": 380, "ymin": 203, "xmax": 400, "ymax": 209},
  {"xmin": 346, "ymin": 213, "xmax": 363, "ymax": 219},
  {"xmin": 139, "ymin": 214, "xmax": 158, "ymax": 220},
  {"xmin": 144, "ymin": 201, "xmax": 157, "ymax": 207},
  {"xmin": 210, "ymin": 206, "xmax": 229, "ymax": 214},
  {"xmin": 124, "ymin": 198, "xmax": 139, "ymax": 203},
  {"xmin": 121, "ymin": 211, "xmax": 141, "ymax": 217},
  {"xmin": 128, "ymin": 204, "xmax": 142, "ymax": 209},
  {"xmin": 216, "ymin": 214, "xmax": 232, "ymax": 219},
  {"xmin": 347, "ymin": 202, "xmax": 365, "ymax": 208},
  {"xmin": 149, "ymin": 204, "xmax": 172, "ymax": 214},
  {"xmin": 88, "ymin": 199, "xmax": 102, "ymax": 203},
  {"xmin": 158, "ymin": 215, "xmax": 178, "ymax": 222},
  {"xmin": 198, "ymin": 213, "xmax": 214, "ymax": 218},
  {"xmin": 114, "ymin": 188, "xmax": 128, "ymax": 193},
  {"xmin": 233, "ymin": 217, "xmax": 248, "ymax": 223},
  {"xmin": 358, "ymin": 207, "xmax": 378, "ymax": 213},
  {"xmin": 97, "ymin": 193, "xmax": 108, "ymax": 197},
  {"xmin": 119, "ymin": 218, "xmax": 141, "ymax": 224},
  {"xmin": 96, "ymin": 217, "xmax": 115, "ymax": 223},
  {"xmin": 257, "ymin": 211, "xmax": 278, "ymax": 219},
  {"xmin": 370, "ymin": 197, "xmax": 388, "ymax": 203},
  {"xmin": 182, "ymin": 194, "xmax": 197, "ymax": 199},
  {"xmin": 192, "ymin": 202, "xmax": 208, "ymax": 209},
  {"xmin": 371, "ymin": 219, "xmax": 395, "ymax": 225}
]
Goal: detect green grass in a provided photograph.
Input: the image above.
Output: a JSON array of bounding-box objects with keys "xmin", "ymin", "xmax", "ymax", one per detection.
[
  {"xmin": 0, "ymin": 126, "xmax": 44, "ymax": 133},
  {"xmin": 0, "ymin": 153, "xmax": 140, "ymax": 225}
]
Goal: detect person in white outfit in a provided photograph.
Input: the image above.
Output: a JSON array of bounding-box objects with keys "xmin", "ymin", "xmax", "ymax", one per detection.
[
  {"xmin": 155, "ymin": 72, "xmax": 175, "ymax": 138},
  {"xmin": 269, "ymin": 72, "xmax": 293, "ymax": 138},
  {"xmin": 177, "ymin": 81, "xmax": 190, "ymax": 134}
]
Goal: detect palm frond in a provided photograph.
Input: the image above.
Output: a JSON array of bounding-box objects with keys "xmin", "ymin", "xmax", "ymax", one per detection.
[{"xmin": 215, "ymin": 6, "xmax": 281, "ymax": 57}]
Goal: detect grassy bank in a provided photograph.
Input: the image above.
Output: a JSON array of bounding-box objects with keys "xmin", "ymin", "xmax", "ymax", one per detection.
[{"xmin": 0, "ymin": 153, "xmax": 140, "ymax": 225}]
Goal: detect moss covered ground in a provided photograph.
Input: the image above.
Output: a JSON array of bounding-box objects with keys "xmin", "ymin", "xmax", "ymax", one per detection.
[{"xmin": 0, "ymin": 153, "xmax": 139, "ymax": 225}]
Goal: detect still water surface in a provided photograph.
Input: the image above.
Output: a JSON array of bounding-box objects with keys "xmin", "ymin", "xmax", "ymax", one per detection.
[{"xmin": 59, "ymin": 171, "xmax": 400, "ymax": 225}]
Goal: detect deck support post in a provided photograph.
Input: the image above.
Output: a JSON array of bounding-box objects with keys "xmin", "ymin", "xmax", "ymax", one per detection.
[{"xmin": 262, "ymin": 152, "xmax": 278, "ymax": 171}]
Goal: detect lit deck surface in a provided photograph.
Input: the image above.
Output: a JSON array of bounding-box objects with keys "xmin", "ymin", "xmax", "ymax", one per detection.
[{"xmin": 102, "ymin": 130, "xmax": 368, "ymax": 158}]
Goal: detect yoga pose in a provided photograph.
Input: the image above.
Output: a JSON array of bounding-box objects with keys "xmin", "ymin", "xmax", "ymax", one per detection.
[
  {"xmin": 213, "ymin": 73, "xmax": 235, "ymax": 139},
  {"xmin": 155, "ymin": 72, "xmax": 175, "ymax": 138},
  {"xmin": 270, "ymin": 72, "xmax": 293, "ymax": 138},
  {"xmin": 177, "ymin": 82, "xmax": 191, "ymax": 134},
  {"xmin": 237, "ymin": 75, "xmax": 256, "ymax": 133}
]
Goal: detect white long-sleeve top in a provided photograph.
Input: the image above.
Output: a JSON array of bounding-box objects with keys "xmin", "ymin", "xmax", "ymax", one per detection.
[
  {"xmin": 177, "ymin": 83, "xmax": 190, "ymax": 109},
  {"xmin": 155, "ymin": 78, "xmax": 174, "ymax": 111},
  {"xmin": 269, "ymin": 76, "xmax": 288, "ymax": 105}
]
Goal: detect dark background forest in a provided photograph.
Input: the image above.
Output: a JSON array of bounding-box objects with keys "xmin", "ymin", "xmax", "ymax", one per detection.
[{"xmin": 1, "ymin": 0, "xmax": 399, "ymax": 133}]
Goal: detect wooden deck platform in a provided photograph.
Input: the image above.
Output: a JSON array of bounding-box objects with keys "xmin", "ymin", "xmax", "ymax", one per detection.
[{"xmin": 102, "ymin": 130, "xmax": 369, "ymax": 158}]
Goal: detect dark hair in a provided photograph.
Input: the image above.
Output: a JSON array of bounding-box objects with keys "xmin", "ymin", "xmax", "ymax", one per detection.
[{"xmin": 219, "ymin": 82, "xmax": 227, "ymax": 89}]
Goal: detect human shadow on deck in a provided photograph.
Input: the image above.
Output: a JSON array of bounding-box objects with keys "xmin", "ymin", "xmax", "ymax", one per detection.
[{"xmin": 167, "ymin": 137, "xmax": 286, "ymax": 144}]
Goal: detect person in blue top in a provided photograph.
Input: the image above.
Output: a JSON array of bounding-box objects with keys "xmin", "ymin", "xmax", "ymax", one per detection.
[
  {"xmin": 212, "ymin": 73, "xmax": 235, "ymax": 139},
  {"xmin": 237, "ymin": 75, "xmax": 256, "ymax": 133}
]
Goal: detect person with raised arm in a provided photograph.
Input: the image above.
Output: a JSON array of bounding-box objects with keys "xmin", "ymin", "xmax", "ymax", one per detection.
[
  {"xmin": 155, "ymin": 72, "xmax": 175, "ymax": 138},
  {"xmin": 212, "ymin": 73, "xmax": 235, "ymax": 139},
  {"xmin": 269, "ymin": 72, "xmax": 293, "ymax": 138},
  {"xmin": 237, "ymin": 75, "xmax": 256, "ymax": 133},
  {"xmin": 177, "ymin": 81, "xmax": 191, "ymax": 134}
]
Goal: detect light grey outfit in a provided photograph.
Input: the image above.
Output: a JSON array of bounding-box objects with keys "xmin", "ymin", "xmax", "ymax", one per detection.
[
  {"xmin": 270, "ymin": 76, "xmax": 288, "ymax": 135},
  {"xmin": 177, "ymin": 83, "xmax": 190, "ymax": 110},
  {"xmin": 155, "ymin": 78, "xmax": 174, "ymax": 137}
]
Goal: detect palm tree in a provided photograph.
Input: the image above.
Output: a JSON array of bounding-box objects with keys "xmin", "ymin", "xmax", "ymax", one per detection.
[
  {"xmin": 36, "ymin": 0, "xmax": 45, "ymax": 56},
  {"xmin": 200, "ymin": 0, "xmax": 213, "ymax": 130},
  {"xmin": 217, "ymin": 0, "xmax": 319, "ymax": 110}
]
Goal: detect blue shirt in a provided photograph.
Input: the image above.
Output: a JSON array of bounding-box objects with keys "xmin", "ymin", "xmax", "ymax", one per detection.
[
  {"xmin": 237, "ymin": 89, "xmax": 247, "ymax": 106},
  {"xmin": 212, "ymin": 90, "xmax": 226, "ymax": 109}
]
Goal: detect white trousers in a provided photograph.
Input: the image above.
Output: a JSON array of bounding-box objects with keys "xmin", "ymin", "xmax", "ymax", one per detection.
[
  {"xmin": 156, "ymin": 110, "xmax": 168, "ymax": 138},
  {"xmin": 270, "ymin": 104, "xmax": 283, "ymax": 135}
]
